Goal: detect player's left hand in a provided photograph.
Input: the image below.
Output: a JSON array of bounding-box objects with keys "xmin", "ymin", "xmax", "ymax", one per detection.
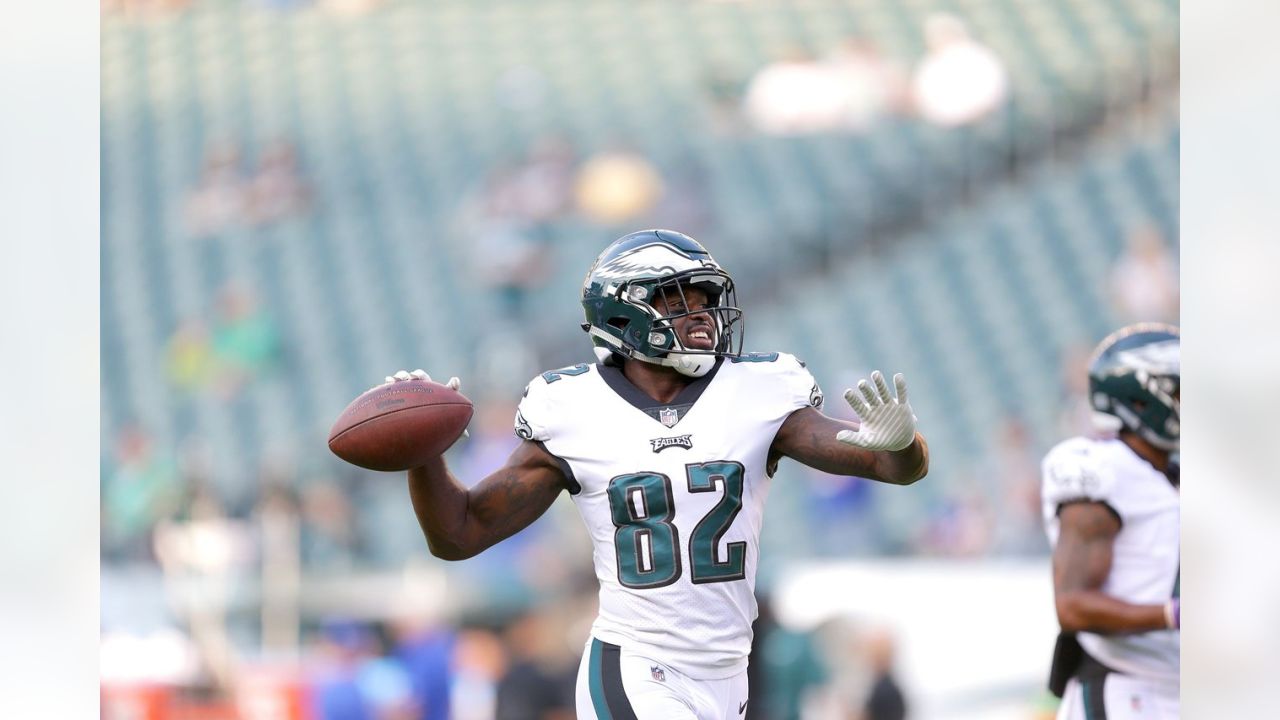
[{"xmin": 836, "ymin": 371, "xmax": 918, "ymax": 452}]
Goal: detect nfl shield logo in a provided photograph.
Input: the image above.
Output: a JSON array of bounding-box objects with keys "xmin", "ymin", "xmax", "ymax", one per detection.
[
  {"xmin": 660, "ymin": 407, "xmax": 679, "ymax": 428},
  {"xmin": 650, "ymin": 665, "xmax": 666, "ymax": 682}
]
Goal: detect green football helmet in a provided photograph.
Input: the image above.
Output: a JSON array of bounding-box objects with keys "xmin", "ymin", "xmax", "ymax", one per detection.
[
  {"xmin": 581, "ymin": 229, "xmax": 743, "ymax": 377},
  {"xmin": 1088, "ymin": 323, "xmax": 1180, "ymax": 451}
]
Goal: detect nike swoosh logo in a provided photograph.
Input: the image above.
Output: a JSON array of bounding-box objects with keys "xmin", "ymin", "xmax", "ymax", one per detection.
[{"xmin": 739, "ymin": 699, "xmax": 748, "ymax": 714}]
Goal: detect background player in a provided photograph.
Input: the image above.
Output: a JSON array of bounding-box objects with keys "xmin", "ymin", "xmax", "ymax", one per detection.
[
  {"xmin": 1041, "ymin": 323, "xmax": 1180, "ymax": 719},
  {"xmin": 387, "ymin": 229, "xmax": 929, "ymax": 719}
]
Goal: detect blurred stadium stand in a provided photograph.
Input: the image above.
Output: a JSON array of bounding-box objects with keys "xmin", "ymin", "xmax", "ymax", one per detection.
[
  {"xmin": 102, "ymin": 0, "xmax": 1177, "ymax": 502},
  {"xmin": 101, "ymin": 0, "xmax": 1177, "ymax": 715}
]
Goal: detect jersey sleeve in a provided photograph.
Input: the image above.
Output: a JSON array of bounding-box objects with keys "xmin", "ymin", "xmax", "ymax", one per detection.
[
  {"xmin": 1041, "ymin": 439, "xmax": 1120, "ymax": 511},
  {"xmin": 769, "ymin": 352, "xmax": 825, "ymax": 412},
  {"xmin": 514, "ymin": 376, "xmax": 555, "ymax": 442}
]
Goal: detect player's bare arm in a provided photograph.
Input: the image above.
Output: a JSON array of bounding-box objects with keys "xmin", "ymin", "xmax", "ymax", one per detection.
[
  {"xmin": 773, "ymin": 369, "xmax": 927, "ymax": 485},
  {"xmin": 772, "ymin": 407, "xmax": 927, "ymax": 484},
  {"xmin": 1052, "ymin": 501, "xmax": 1171, "ymax": 634},
  {"xmin": 408, "ymin": 439, "xmax": 570, "ymax": 561}
]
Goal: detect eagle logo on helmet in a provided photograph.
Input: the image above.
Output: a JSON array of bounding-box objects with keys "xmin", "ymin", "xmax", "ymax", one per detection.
[
  {"xmin": 592, "ymin": 242, "xmax": 711, "ymax": 283},
  {"xmin": 1088, "ymin": 323, "xmax": 1180, "ymax": 451}
]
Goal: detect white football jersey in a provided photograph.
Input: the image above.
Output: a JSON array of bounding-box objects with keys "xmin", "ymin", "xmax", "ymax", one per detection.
[
  {"xmin": 516, "ymin": 353, "xmax": 822, "ymax": 679},
  {"xmin": 1041, "ymin": 436, "xmax": 1180, "ymax": 682}
]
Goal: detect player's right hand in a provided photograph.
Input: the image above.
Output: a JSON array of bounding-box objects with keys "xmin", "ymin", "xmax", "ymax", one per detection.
[
  {"xmin": 383, "ymin": 370, "xmax": 467, "ymax": 438},
  {"xmin": 384, "ymin": 369, "xmax": 461, "ymax": 391}
]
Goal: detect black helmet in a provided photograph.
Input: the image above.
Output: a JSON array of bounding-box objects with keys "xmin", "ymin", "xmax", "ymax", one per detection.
[
  {"xmin": 1088, "ymin": 323, "xmax": 1180, "ymax": 450},
  {"xmin": 581, "ymin": 229, "xmax": 743, "ymax": 377}
]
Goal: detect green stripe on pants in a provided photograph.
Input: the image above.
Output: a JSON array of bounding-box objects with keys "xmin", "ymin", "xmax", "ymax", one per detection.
[{"xmin": 589, "ymin": 639, "xmax": 612, "ymax": 720}]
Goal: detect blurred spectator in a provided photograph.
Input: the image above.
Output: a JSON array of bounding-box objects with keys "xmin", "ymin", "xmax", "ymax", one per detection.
[
  {"xmin": 703, "ymin": 63, "xmax": 749, "ymax": 135},
  {"xmin": 384, "ymin": 561, "xmax": 457, "ymax": 720},
  {"xmin": 495, "ymin": 611, "xmax": 576, "ymax": 720},
  {"xmin": 162, "ymin": 285, "xmax": 279, "ymax": 399},
  {"xmin": 825, "ymin": 37, "xmax": 909, "ymax": 132},
  {"xmin": 574, "ymin": 145, "xmax": 664, "ymax": 224},
  {"xmin": 743, "ymin": 41, "xmax": 906, "ymax": 136},
  {"xmin": 248, "ymin": 139, "xmax": 312, "ymax": 225},
  {"xmin": 165, "ymin": 318, "xmax": 217, "ymax": 393},
  {"xmin": 211, "ymin": 284, "xmax": 282, "ymax": 395},
  {"xmin": 743, "ymin": 48, "xmax": 849, "ymax": 135},
  {"xmin": 1056, "ymin": 342, "xmax": 1096, "ymax": 438},
  {"xmin": 451, "ymin": 629, "xmax": 508, "ymax": 720},
  {"xmin": 103, "ymin": 426, "xmax": 180, "ymax": 562},
  {"xmin": 508, "ymin": 136, "xmax": 578, "ymax": 224},
  {"xmin": 310, "ymin": 619, "xmax": 418, "ymax": 720},
  {"xmin": 300, "ymin": 479, "xmax": 363, "ymax": 570},
  {"xmin": 914, "ymin": 477, "xmax": 995, "ymax": 557},
  {"xmin": 392, "ymin": 621, "xmax": 456, "ymax": 720},
  {"xmin": 469, "ymin": 215, "xmax": 553, "ymax": 323},
  {"xmin": 462, "ymin": 138, "xmax": 575, "ymax": 324},
  {"xmin": 255, "ymin": 481, "xmax": 303, "ymax": 653},
  {"xmin": 911, "ymin": 13, "xmax": 1009, "ymax": 127},
  {"xmin": 863, "ymin": 627, "xmax": 907, "ymax": 720},
  {"xmin": 755, "ymin": 601, "xmax": 830, "ymax": 720},
  {"xmin": 185, "ymin": 142, "xmax": 250, "ymax": 237},
  {"xmin": 984, "ymin": 417, "xmax": 1050, "ymax": 556},
  {"xmin": 1109, "ymin": 224, "xmax": 1179, "ymax": 323},
  {"xmin": 152, "ymin": 481, "xmax": 254, "ymax": 694},
  {"xmin": 811, "ymin": 618, "xmax": 874, "ymax": 719}
]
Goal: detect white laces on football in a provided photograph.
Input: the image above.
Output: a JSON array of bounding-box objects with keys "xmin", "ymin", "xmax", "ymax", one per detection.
[
  {"xmin": 384, "ymin": 369, "xmax": 461, "ymax": 390},
  {"xmin": 836, "ymin": 371, "xmax": 918, "ymax": 452}
]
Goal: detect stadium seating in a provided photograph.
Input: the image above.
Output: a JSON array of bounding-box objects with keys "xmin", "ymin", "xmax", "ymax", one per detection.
[{"xmin": 101, "ymin": 0, "xmax": 1178, "ymax": 552}]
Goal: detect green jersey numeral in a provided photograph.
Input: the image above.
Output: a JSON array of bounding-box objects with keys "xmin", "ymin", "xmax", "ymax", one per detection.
[
  {"xmin": 687, "ymin": 462, "xmax": 747, "ymax": 583},
  {"xmin": 607, "ymin": 473, "xmax": 681, "ymax": 589},
  {"xmin": 542, "ymin": 363, "xmax": 591, "ymax": 384},
  {"xmin": 606, "ymin": 462, "xmax": 747, "ymax": 589}
]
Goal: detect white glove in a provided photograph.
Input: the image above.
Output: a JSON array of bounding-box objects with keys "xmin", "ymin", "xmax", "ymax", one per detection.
[
  {"xmin": 384, "ymin": 369, "xmax": 460, "ymax": 391},
  {"xmin": 836, "ymin": 371, "xmax": 917, "ymax": 452}
]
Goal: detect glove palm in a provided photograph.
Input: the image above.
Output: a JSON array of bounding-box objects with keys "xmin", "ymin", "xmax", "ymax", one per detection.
[{"xmin": 836, "ymin": 371, "xmax": 917, "ymax": 452}]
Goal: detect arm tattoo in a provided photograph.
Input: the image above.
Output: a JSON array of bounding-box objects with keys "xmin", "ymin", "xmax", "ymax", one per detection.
[
  {"xmin": 467, "ymin": 453, "xmax": 566, "ymax": 548},
  {"xmin": 1055, "ymin": 503, "xmax": 1119, "ymax": 593}
]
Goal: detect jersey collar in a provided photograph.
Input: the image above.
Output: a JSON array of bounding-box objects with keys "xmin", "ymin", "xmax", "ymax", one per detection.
[{"xmin": 597, "ymin": 358, "xmax": 724, "ymax": 428}]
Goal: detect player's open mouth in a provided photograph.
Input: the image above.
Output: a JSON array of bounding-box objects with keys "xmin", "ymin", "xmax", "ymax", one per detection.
[{"xmin": 686, "ymin": 327, "xmax": 715, "ymax": 348}]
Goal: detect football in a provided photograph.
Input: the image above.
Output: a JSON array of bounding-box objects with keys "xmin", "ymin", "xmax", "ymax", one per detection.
[{"xmin": 328, "ymin": 379, "xmax": 474, "ymax": 471}]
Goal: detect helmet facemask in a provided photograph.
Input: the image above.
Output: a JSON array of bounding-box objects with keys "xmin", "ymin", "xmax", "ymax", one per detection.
[
  {"xmin": 646, "ymin": 271, "xmax": 742, "ymax": 354},
  {"xmin": 618, "ymin": 270, "xmax": 742, "ymax": 377},
  {"xmin": 581, "ymin": 229, "xmax": 744, "ymax": 377}
]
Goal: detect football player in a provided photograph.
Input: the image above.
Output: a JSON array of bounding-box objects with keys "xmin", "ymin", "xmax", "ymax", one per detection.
[
  {"xmin": 387, "ymin": 229, "xmax": 929, "ymax": 719},
  {"xmin": 1041, "ymin": 323, "xmax": 1180, "ymax": 719}
]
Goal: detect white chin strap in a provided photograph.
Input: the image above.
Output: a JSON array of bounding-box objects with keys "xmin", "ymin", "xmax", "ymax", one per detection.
[
  {"xmin": 663, "ymin": 352, "xmax": 717, "ymax": 378},
  {"xmin": 588, "ymin": 330, "xmax": 717, "ymax": 378},
  {"xmin": 1090, "ymin": 411, "xmax": 1123, "ymax": 435},
  {"xmin": 622, "ymin": 348, "xmax": 717, "ymax": 378}
]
